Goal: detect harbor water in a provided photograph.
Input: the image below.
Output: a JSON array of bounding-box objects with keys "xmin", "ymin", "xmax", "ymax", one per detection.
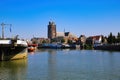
[{"xmin": 0, "ymin": 49, "xmax": 120, "ymax": 80}]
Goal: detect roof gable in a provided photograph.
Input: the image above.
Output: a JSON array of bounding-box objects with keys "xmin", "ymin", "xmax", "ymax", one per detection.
[
  {"xmin": 89, "ymin": 35, "xmax": 102, "ymax": 40},
  {"xmin": 65, "ymin": 32, "xmax": 70, "ymax": 36}
]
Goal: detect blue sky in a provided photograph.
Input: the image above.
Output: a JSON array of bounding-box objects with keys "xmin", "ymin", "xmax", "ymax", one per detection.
[{"xmin": 0, "ymin": 0, "xmax": 120, "ymax": 39}]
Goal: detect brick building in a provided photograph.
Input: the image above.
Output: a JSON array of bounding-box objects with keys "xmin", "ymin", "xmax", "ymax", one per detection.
[{"xmin": 48, "ymin": 21, "xmax": 56, "ymax": 39}]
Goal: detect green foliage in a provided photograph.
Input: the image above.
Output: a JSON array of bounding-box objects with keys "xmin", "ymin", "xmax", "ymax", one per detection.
[
  {"xmin": 117, "ymin": 32, "xmax": 120, "ymax": 37},
  {"xmin": 42, "ymin": 40, "xmax": 46, "ymax": 43},
  {"xmin": 101, "ymin": 36, "xmax": 105, "ymax": 43},
  {"xmin": 107, "ymin": 32, "xmax": 120, "ymax": 44},
  {"xmin": 107, "ymin": 32, "xmax": 113, "ymax": 44},
  {"xmin": 61, "ymin": 39, "xmax": 65, "ymax": 43},
  {"xmin": 51, "ymin": 39, "xmax": 56, "ymax": 43},
  {"xmin": 84, "ymin": 44, "xmax": 93, "ymax": 49},
  {"xmin": 107, "ymin": 32, "xmax": 116, "ymax": 44},
  {"xmin": 67, "ymin": 40, "xmax": 72, "ymax": 44},
  {"xmin": 32, "ymin": 40, "xmax": 38, "ymax": 44},
  {"xmin": 117, "ymin": 32, "xmax": 120, "ymax": 43}
]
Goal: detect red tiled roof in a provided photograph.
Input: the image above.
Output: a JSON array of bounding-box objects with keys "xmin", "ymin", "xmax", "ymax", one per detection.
[{"xmin": 89, "ymin": 36, "xmax": 101, "ymax": 40}]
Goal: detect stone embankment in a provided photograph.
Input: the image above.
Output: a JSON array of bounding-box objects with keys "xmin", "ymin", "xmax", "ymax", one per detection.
[{"xmin": 94, "ymin": 44, "xmax": 120, "ymax": 51}]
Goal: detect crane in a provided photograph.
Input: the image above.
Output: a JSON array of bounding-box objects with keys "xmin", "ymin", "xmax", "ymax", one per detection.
[{"xmin": 1, "ymin": 22, "xmax": 12, "ymax": 39}]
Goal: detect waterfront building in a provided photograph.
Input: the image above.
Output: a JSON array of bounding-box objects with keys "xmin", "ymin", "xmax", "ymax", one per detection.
[
  {"xmin": 56, "ymin": 32, "xmax": 65, "ymax": 37},
  {"xmin": 47, "ymin": 21, "xmax": 78, "ymax": 43},
  {"xmin": 31, "ymin": 37, "xmax": 50, "ymax": 44},
  {"xmin": 48, "ymin": 21, "xmax": 57, "ymax": 39},
  {"xmin": 64, "ymin": 32, "xmax": 78, "ymax": 43},
  {"xmin": 53, "ymin": 32, "xmax": 64, "ymax": 43},
  {"xmin": 78, "ymin": 35, "xmax": 86, "ymax": 44},
  {"xmin": 86, "ymin": 35, "xmax": 103, "ymax": 45},
  {"xmin": 55, "ymin": 32, "xmax": 78, "ymax": 43}
]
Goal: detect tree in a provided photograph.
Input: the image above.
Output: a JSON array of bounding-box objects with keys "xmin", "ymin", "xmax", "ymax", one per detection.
[
  {"xmin": 117, "ymin": 32, "xmax": 120, "ymax": 43},
  {"xmin": 51, "ymin": 39, "xmax": 56, "ymax": 43},
  {"xmin": 61, "ymin": 39, "xmax": 65, "ymax": 43},
  {"xmin": 107, "ymin": 32, "xmax": 117, "ymax": 44},
  {"xmin": 117, "ymin": 32, "xmax": 120, "ymax": 37},
  {"xmin": 112, "ymin": 35, "xmax": 116, "ymax": 43},
  {"xmin": 67, "ymin": 39, "xmax": 72, "ymax": 44},
  {"xmin": 107, "ymin": 32, "xmax": 114, "ymax": 44},
  {"xmin": 101, "ymin": 36, "xmax": 105, "ymax": 43},
  {"xmin": 42, "ymin": 40, "xmax": 46, "ymax": 43}
]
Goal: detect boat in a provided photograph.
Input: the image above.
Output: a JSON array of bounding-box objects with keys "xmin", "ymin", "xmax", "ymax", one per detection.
[
  {"xmin": 0, "ymin": 23, "xmax": 28, "ymax": 61},
  {"xmin": 61, "ymin": 44, "xmax": 71, "ymax": 49},
  {"xmin": 49, "ymin": 43, "xmax": 62, "ymax": 49},
  {"xmin": 0, "ymin": 38, "xmax": 28, "ymax": 60},
  {"xmin": 28, "ymin": 44, "xmax": 37, "ymax": 52},
  {"xmin": 28, "ymin": 46, "xmax": 35, "ymax": 52}
]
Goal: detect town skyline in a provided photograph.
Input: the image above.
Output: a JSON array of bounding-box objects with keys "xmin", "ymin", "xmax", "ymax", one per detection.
[{"xmin": 0, "ymin": 0, "xmax": 120, "ymax": 39}]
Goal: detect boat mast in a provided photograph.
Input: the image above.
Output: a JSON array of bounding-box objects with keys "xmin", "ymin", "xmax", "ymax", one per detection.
[{"xmin": 1, "ymin": 22, "xmax": 12, "ymax": 39}]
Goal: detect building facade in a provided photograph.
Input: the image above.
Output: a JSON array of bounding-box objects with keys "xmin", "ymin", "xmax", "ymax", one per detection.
[
  {"xmin": 31, "ymin": 37, "xmax": 50, "ymax": 44},
  {"xmin": 48, "ymin": 21, "xmax": 56, "ymax": 39}
]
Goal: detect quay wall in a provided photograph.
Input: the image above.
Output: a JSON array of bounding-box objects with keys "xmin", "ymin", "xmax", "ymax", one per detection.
[{"xmin": 94, "ymin": 44, "xmax": 120, "ymax": 51}]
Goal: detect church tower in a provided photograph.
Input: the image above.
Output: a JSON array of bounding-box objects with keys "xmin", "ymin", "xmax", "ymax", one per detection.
[{"xmin": 48, "ymin": 21, "xmax": 56, "ymax": 39}]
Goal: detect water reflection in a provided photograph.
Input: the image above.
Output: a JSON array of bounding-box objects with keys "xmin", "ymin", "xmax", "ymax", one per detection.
[
  {"xmin": 1, "ymin": 49, "xmax": 120, "ymax": 80},
  {"xmin": 48, "ymin": 50, "xmax": 57, "ymax": 80},
  {"xmin": 38, "ymin": 49, "xmax": 120, "ymax": 80},
  {"xmin": 0, "ymin": 59, "xmax": 27, "ymax": 80}
]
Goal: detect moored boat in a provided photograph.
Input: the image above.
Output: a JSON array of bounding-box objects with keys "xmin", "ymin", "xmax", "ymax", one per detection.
[
  {"xmin": 0, "ymin": 23, "xmax": 28, "ymax": 61},
  {"xmin": 0, "ymin": 39, "xmax": 28, "ymax": 60},
  {"xmin": 28, "ymin": 44, "xmax": 37, "ymax": 52}
]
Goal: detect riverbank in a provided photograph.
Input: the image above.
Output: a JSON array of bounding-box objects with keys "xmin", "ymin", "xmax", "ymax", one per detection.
[
  {"xmin": 94, "ymin": 44, "xmax": 120, "ymax": 51},
  {"xmin": 37, "ymin": 43, "xmax": 120, "ymax": 51},
  {"xmin": 38, "ymin": 43, "xmax": 80, "ymax": 49}
]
